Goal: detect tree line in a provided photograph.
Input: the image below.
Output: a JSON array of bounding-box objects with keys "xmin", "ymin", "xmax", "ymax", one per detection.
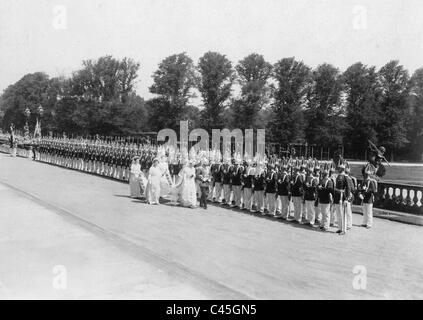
[{"xmin": 0, "ymin": 53, "xmax": 422, "ymax": 161}]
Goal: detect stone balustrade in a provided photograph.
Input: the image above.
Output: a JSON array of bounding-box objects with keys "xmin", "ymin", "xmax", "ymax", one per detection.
[{"xmin": 355, "ymin": 180, "xmax": 423, "ymax": 215}]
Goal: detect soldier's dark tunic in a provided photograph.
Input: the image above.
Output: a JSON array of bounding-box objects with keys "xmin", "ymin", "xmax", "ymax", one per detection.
[
  {"xmin": 291, "ymin": 173, "xmax": 304, "ymax": 197},
  {"xmin": 317, "ymin": 177, "xmax": 333, "ymax": 204},
  {"xmin": 333, "ymin": 174, "xmax": 350, "ymax": 204},
  {"xmin": 277, "ymin": 172, "xmax": 291, "ymax": 197}
]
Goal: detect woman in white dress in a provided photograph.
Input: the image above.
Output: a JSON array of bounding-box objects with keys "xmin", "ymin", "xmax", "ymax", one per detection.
[
  {"xmin": 146, "ymin": 158, "xmax": 162, "ymax": 205},
  {"xmin": 129, "ymin": 157, "xmax": 141, "ymax": 198},
  {"xmin": 179, "ymin": 160, "xmax": 197, "ymax": 208}
]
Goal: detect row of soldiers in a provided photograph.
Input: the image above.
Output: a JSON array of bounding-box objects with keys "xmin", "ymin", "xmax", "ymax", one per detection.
[
  {"xmin": 33, "ymin": 138, "xmax": 377, "ymax": 234},
  {"xmin": 194, "ymin": 157, "xmax": 377, "ymax": 234},
  {"xmin": 35, "ymin": 138, "xmax": 158, "ymax": 180}
]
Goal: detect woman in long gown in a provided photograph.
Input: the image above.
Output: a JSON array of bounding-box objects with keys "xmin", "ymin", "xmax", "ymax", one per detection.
[
  {"xmin": 146, "ymin": 158, "xmax": 162, "ymax": 205},
  {"xmin": 129, "ymin": 157, "xmax": 141, "ymax": 198},
  {"xmin": 179, "ymin": 160, "xmax": 197, "ymax": 208}
]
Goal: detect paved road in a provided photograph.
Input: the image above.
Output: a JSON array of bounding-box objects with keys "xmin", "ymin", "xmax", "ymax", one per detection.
[{"xmin": 1, "ymin": 153, "xmax": 422, "ymax": 299}]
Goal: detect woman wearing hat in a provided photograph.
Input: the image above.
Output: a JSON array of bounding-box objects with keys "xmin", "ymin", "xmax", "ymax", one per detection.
[
  {"xmin": 178, "ymin": 159, "xmax": 197, "ymax": 208},
  {"xmin": 129, "ymin": 156, "xmax": 142, "ymax": 198},
  {"xmin": 146, "ymin": 158, "xmax": 162, "ymax": 205}
]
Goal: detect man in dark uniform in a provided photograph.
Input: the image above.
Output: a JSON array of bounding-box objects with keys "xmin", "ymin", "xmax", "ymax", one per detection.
[
  {"xmin": 345, "ymin": 165, "xmax": 357, "ymax": 230},
  {"xmin": 333, "ymin": 163, "xmax": 351, "ymax": 235},
  {"xmin": 359, "ymin": 168, "xmax": 378, "ymax": 229},
  {"xmin": 276, "ymin": 162, "xmax": 291, "ymax": 219},
  {"xmin": 242, "ymin": 160, "xmax": 254, "ymax": 211},
  {"xmin": 222, "ymin": 161, "xmax": 232, "ymax": 205},
  {"xmin": 231, "ymin": 162, "xmax": 243, "ymax": 208},
  {"xmin": 318, "ymin": 164, "xmax": 334, "ymax": 232},
  {"xmin": 253, "ymin": 165, "xmax": 266, "ymax": 214},
  {"xmin": 265, "ymin": 163, "xmax": 278, "ymax": 216},
  {"xmin": 303, "ymin": 166, "xmax": 318, "ymax": 226},
  {"xmin": 291, "ymin": 162, "xmax": 304, "ymax": 223}
]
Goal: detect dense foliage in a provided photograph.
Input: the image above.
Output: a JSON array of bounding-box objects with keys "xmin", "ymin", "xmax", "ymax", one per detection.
[{"xmin": 1, "ymin": 54, "xmax": 422, "ymax": 160}]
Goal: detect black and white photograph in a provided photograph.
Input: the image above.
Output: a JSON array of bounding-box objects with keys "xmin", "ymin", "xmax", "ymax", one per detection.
[{"xmin": 0, "ymin": 0, "xmax": 422, "ymax": 304}]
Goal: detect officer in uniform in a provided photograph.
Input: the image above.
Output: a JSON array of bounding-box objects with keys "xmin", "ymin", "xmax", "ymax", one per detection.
[
  {"xmin": 345, "ymin": 163, "xmax": 357, "ymax": 230},
  {"xmin": 276, "ymin": 160, "xmax": 291, "ymax": 219},
  {"xmin": 291, "ymin": 161, "xmax": 305, "ymax": 223},
  {"xmin": 313, "ymin": 162, "xmax": 322, "ymax": 224},
  {"xmin": 253, "ymin": 163, "xmax": 266, "ymax": 215},
  {"xmin": 222, "ymin": 160, "xmax": 232, "ymax": 205},
  {"xmin": 265, "ymin": 163, "xmax": 278, "ymax": 216},
  {"xmin": 242, "ymin": 160, "xmax": 254, "ymax": 211},
  {"xmin": 231, "ymin": 161, "xmax": 243, "ymax": 208},
  {"xmin": 333, "ymin": 162, "xmax": 351, "ymax": 235},
  {"xmin": 318, "ymin": 163, "xmax": 334, "ymax": 232},
  {"xmin": 303, "ymin": 162, "xmax": 318, "ymax": 226},
  {"xmin": 359, "ymin": 168, "xmax": 377, "ymax": 229},
  {"xmin": 213, "ymin": 162, "xmax": 223, "ymax": 203}
]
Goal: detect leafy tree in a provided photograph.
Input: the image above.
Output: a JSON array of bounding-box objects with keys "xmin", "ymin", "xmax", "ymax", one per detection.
[
  {"xmin": 406, "ymin": 68, "xmax": 423, "ymax": 160},
  {"xmin": 269, "ymin": 57, "xmax": 311, "ymax": 145},
  {"xmin": 305, "ymin": 63, "xmax": 344, "ymax": 148},
  {"xmin": 377, "ymin": 60, "xmax": 410, "ymax": 160},
  {"xmin": 71, "ymin": 56, "xmax": 140, "ymax": 103},
  {"xmin": 343, "ymin": 62, "xmax": 381, "ymax": 158},
  {"xmin": 197, "ymin": 51, "xmax": 234, "ymax": 129},
  {"xmin": 229, "ymin": 53, "xmax": 272, "ymax": 128},
  {"xmin": 149, "ymin": 53, "xmax": 197, "ymax": 131},
  {"xmin": 0, "ymin": 72, "xmax": 50, "ymax": 132}
]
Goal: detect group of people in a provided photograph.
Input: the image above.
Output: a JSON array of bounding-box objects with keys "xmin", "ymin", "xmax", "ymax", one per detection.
[
  {"xmin": 128, "ymin": 150, "xmax": 378, "ymax": 235},
  {"xmin": 4, "ymin": 135, "xmax": 379, "ymax": 235}
]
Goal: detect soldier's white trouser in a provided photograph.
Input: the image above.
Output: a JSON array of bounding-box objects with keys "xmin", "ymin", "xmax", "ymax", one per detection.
[
  {"xmin": 243, "ymin": 188, "xmax": 253, "ymax": 210},
  {"xmin": 346, "ymin": 201, "xmax": 352, "ymax": 228},
  {"xmin": 330, "ymin": 204, "xmax": 337, "ymax": 225},
  {"xmin": 208, "ymin": 183, "xmax": 214, "ymax": 201},
  {"xmin": 319, "ymin": 203, "xmax": 331, "ymax": 229},
  {"xmin": 315, "ymin": 203, "xmax": 322, "ymax": 223},
  {"xmin": 223, "ymin": 184, "xmax": 231, "ymax": 204},
  {"xmin": 266, "ymin": 193, "xmax": 276, "ymax": 214},
  {"xmin": 277, "ymin": 195, "xmax": 290, "ymax": 218},
  {"xmin": 214, "ymin": 182, "xmax": 223, "ymax": 202},
  {"xmin": 254, "ymin": 190, "xmax": 264, "ymax": 213},
  {"xmin": 118, "ymin": 166, "xmax": 123, "ymax": 180},
  {"xmin": 292, "ymin": 196, "xmax": 303, "ymax": 222},
  {"xmin": 305, "ymin": 200, "xmax": 316, "ymax": 224},
  {"xmin": 335, "ymin": 203, "xmax": 346, "ymax": 232},
  {"xmin": 302, "ymin": 199, "xmax": 306, "ymax": 219},
  {"xmin": 232, "ymin": 185, "xmax": 242, "ymax": 207},
  {"xmin": 362, "ymin": 203, "xmax": 373, "ymax": 227}
]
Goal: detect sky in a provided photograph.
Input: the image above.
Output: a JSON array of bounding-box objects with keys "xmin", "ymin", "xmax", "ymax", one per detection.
[{"xmin": 1, "ymin": 0, "xmax": 423, "ymax": 100}]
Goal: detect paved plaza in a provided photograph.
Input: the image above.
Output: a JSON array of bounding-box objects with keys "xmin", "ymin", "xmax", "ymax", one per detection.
[{"xmin": 1, "ymin": 153, "xmax": 422, "ymax": 299}]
